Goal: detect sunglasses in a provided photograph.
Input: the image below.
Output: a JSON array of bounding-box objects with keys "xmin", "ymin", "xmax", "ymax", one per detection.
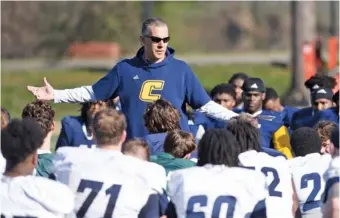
[{"xmin": 144, "ymin": 36, "xmax": 170, "ymax": 43}]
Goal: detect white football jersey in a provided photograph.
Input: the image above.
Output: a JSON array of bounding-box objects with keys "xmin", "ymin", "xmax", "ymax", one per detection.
[
  {"xmin": 0, "ymin": 152, "xmax": 6, "ymax": 174},
  {"xmin": 322, "ymin": 156, "xmax": 340, "ymax": 204},
  {"xmin": 168, "ymin": 164, "xmax": 271, "ymax": 218},
  {"xmin": 238, "ymin": 150, "xmax": 293, "ymax": 218},
  {"xmin": 1, "ymin": 175, "xmax": 74, "ymax": 218},
  {"xmin": 289, "ymin": 153, "xmax": 332, "ymax": 216},
  {"xmin": 53, "ymin": 146, "xmax": 167, "ymax": 218}
]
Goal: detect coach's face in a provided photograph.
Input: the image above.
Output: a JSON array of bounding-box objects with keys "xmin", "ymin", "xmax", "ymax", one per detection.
[
  {"xmin": 244, "ymin": 91, "xmax": 265, "ymax": 114},
  {"xmin": 141, "ymin": 25, "xmax": 169, "ymax": 63}
]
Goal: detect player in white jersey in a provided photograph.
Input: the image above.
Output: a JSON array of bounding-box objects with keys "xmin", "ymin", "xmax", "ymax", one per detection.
[
  {"xmin": 53, "ymin": 109, "xmax": 167, "ymax": 218},
  {"xmin": 168, "ymin": 129, "xmax": 270, "ymax": 218},
  {"xmin": 226, "ymin": 117, "xmax": 296, "ymax": 218},
  {"xmin": 1, "ymin": 119, "xmax": 74, "ymax": 218},
  {"xmin": 289, "ymin": 127, "xmax": 332, "ymax": 218},
  {"xmin": 322, "ymin": 127, "xmax": 339, "ymax": 218}
]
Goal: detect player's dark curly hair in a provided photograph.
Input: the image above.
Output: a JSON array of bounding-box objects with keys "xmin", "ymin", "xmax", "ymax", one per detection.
[
  {"xmin": 263, "ymin": 87, "xmax": 279, "ymax": 105},
  {"xmin": 143, "ymin": 99, "xmax": 181, "ymax": 134},
  {"xmin": 228, "ymin": 72, "xmax": 249, "ymax": 84},
  {"xmin": 290, "ymin": 127, "xmax": 322, "ymax": 157},
  {"xmin": 80, "ymin": 100, "xmax": 115, "ymax": 135},
  {"xmin": 1, "ymin": 107, "xmax": 11, "ymax": 129},
  {"xmin": 197, "ymin": 129, "xmax": 241, "ymax": 167},
  {"xmin": 314, "ymin": 121, "xmax": 338, "ymax": 145},
  {"xmin": 22, "ymin": 100, "xmax": 55, "ymax": 138},
  {"xmin": 226, "ymin": 118, "xmax": 261, "ymax": 153},
  {"xmin": 210, "ymin": 83, "xmax": 236, "ymax": 100},
  {"xmin": 1, "ymin": 118, "xmax": 45, "ymax": 171},
  {"xmin": 304, "ymin": 74, "xmax": 336, "ymax": 91}
]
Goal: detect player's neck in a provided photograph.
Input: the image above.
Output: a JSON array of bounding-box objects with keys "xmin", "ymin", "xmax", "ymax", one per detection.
[
  {"xmin": 40, "ymin": 131, "xmax": 52, "ymax": 151},
  {"xmin": 4, "ymin": 164, "xmax": 34, "ymax": 177},
  {"xmin": 97, "ymin": 144, "xmax": 121, "ymax": 151}
]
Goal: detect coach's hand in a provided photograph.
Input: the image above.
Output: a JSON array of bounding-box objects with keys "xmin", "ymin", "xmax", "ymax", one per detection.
[{"xmin": 27, "ymin": 77, "xmax": 54, "ymax": 101}]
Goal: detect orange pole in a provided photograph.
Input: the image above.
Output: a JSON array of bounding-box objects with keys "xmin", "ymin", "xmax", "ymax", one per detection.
[
  {"xmin": 303, "ymin": 42, "xmax": 316, "ymax": 80},
  {"xmin": 328, "ymin": 36, "xmax": 338, "ymax": 71}
]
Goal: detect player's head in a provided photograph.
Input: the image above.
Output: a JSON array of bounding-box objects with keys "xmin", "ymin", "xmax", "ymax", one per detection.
[
  {"xmin": 304, "ymin": 74, "xmax": 336, "ymax": 93},
  {"xmin": 92, "ymin": 108, "xmax": 127, "ymax": 148},
  {"xmin": 143, "ymin": 99, "xmax": 181, "ymax": 134},
  {"xmin": 140, "ymin": 17, "xmax": 169, "ymax": 63},
  {"xmin": 315, "ymin": 121, "xmax": 338, "ymax": 154},
  {"xmin": 122, "ymin": 139, "xmax": 150, "ymax": 161},
  {"xmin": 226, "ymin": 117, "xmax": 261, "ymax": 152},
  {"xmin": 242, "ymin": 77, "xmax": 266, "ymax": 114},
  {"xmin": 263, "ymin": 87, "xmax": 283, "ymax": 112},
  {"xmin": 228, "ymin": 72, "xmax": 249, "ymax": 105},
  {"xmin": 290, "ymin": 127, "xmax": 322, "ymax": 157},
  {"xmin": 311, "ymin": 88, "xmax": 334, "ymax": 111},
  {"xmin": 329, "ymin": 127, "xmax": 339, "ymax": 158},
  {"xmin": 81, "ymin": 100, "xmax": 114, "ymax": 132},
  {"xmin": 1, "ymin": 107, "xmax": 11, "ymax": 129},
  {"xmin": 163, "ymin": 130, "xmax": 196, "ymax": 159},
  {"xmin": 21, "ymin": 100, "xmax": 55, "ymax": 138},
  {"xmin": 1, "ymin": 119, "xmax": 45, "ymax": 175},
  {"xmin": 197, "ymin": 129, "xmax": 241, "ymax": 167},
  {"xmin": 210, "ymin": 83, "xmax": 236, "ymax": 110}
]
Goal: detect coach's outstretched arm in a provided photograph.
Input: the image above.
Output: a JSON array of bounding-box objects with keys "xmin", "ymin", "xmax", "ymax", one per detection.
[
  {"xmin": 27, "ymin": 65, "xmax": 120, "ymax": 103},
  {"xmin": 182, "ymin": 63, "xmax": 239, "ymax": 121},
  {"xmin": 27, "ymin": 77, "xmax": 95, "ymax": 103}
]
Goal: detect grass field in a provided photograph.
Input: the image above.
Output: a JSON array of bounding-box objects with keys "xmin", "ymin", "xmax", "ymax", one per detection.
[{"xmin": 2, "ymin": 63, "xmax": 291, "ymax": 148}]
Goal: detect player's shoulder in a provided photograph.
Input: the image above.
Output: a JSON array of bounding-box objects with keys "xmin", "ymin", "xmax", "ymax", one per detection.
[
  {"xmin": 55, "ymin": 145, "xmax": 89, "ymax": 158},
  {"xmin": 1, "ymin": 175, "xmax": 74, "ymax": 214},
  {"xmin": 119, "ymin": 155, "xmax": 167, "ymax": 191},
  {"xmin": 54, "ymin": 146, "xmax": 92, "ymax": 168},
  {"xmin": 125, "ymin": 155, "xmax": 166, "ymax": 177},
  {"xmin": 170, "ymin": 164, "xmax": 265, "ymax": 183},
  {"xmin": 324, "ymin": 157, "xmax": 340, "ymax": 180},
  {"xmin": 289, "ymin": 153, "xmax": 331, "ymax": 168},
  {"xmin": 239, "ymin": 150, "xmax": 287, "ymax": 164},
  {"xmin": 61, "ymin": 115, "xmax": 82, "ymax": 126},
  {"xmin": 292, "ymin": 107, "xmax": 313, "ymax": 118}
]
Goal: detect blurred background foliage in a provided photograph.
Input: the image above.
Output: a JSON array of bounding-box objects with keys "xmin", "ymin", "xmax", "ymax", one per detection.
[{"xmin": 1, "ymin": 1, "xmax": 335, "ymax": 58}]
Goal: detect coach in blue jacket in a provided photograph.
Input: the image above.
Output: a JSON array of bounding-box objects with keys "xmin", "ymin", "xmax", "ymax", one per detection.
[{"xmin": 27, "ymin": 17, "xmax": 238, "ymax": 139}]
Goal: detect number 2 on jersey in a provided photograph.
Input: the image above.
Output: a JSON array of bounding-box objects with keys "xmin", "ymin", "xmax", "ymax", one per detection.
[
  {"xmin": 76, "ymin": 179, "xmax": 122, "ymax": 218},
  {"xmin": 300, "ymin": 173, "xmax": 321, "ymax": 212},
  {"xmin": 261, "ymin": 167, "xmax": 282, "ymax": 197}
]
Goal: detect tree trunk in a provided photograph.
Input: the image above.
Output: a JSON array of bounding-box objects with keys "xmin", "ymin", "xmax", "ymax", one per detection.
[
  {"xmin": 142, "ymin": 1, "xmax": 153, "ymax": 21},
  {"xmin": 282, "ymin": 1, "xmax": 316, "ymax": 107},
  {"xmin": 330, "ymin": 1, "xmax": 339, "ymax": 36}
]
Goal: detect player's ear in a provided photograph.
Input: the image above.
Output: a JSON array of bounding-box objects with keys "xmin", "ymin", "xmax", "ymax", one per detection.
[
  {"xmin": 51, "ymin": 120, "xmax": 56, "ymax": 132},
  {"xmin": 120, "ymin": 130, "xmax": 127, "ymax": 145},
  {"xmin": 183, "ymin": 153, "xmax": 191, "ymax": 160},
  {"xmin": 231, "ymin": 99, "xmax": 236, "ymax": 108},
  {"xmin": 261, "ymin": 93, "xmax": 266, "ymax": 100},
  {"xmin": 140, "ymin": 36, "xmax": 145, "ymax": 46},
  {"xmin": 32, "ymin": 152, "xmax": 38, "ymax": 167}
]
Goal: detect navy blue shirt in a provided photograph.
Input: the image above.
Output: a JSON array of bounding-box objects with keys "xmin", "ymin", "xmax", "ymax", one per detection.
[
  {"xmin": 281, "ymin": 106, "xmax": 299, "ymax": 127},
  {"xmin": 92, "ymin": 47, "xmax": 210, "ymax": 139},
  {"xmin": 143, "ymin": 133, "xmax": 167, "ymax": 156},
  {"xmin": 56, "ymin": 116, "xmax": 95, "ymax": 150}
]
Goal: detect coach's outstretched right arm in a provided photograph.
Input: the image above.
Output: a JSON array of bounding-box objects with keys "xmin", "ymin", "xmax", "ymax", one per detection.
[{"xmin": 27, "ymin": 66, "xmax": 120, "ymax": 103}]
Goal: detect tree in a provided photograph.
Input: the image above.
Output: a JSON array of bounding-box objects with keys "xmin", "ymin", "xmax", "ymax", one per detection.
[{"xmin": 283, "ymin": 1, "xmax": 316, "ymax": 107}]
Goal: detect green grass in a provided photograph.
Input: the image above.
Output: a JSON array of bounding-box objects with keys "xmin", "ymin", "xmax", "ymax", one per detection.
[{"xmin": 1, "ymin": 64, "xmax": 291, "ymax": 121}]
